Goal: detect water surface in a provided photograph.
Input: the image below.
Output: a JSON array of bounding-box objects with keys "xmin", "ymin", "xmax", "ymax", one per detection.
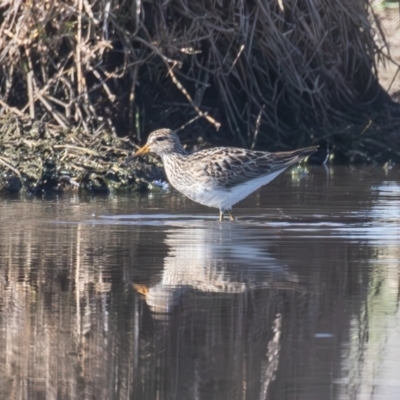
[{"xmin": 1, "ymin": 166, "xmax": 400, "ymax": 399}]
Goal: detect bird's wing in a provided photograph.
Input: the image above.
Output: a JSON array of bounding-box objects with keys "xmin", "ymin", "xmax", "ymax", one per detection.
[{"xmin": 189, "ymin": 146, "xmax": 317, "ymax": 188}]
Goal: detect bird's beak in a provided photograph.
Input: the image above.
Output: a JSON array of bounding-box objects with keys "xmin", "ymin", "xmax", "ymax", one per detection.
[
  {"xmin": 134, "ymin": 143, "xmax": 151, "ymax": 157},
  {"xmin": 123, "ymin": 144, "xmax": 150, "ymax": 165}
]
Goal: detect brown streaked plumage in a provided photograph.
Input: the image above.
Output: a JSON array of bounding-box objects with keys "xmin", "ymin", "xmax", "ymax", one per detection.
[{"xmin": 126, "ymin": 128, "xmax": 318, "ymax": 221}]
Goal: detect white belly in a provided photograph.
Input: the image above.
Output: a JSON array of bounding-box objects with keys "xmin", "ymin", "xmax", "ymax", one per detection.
[{"xmin": 176, "ymin": 168, "xmax": 287, "ymax": 211}]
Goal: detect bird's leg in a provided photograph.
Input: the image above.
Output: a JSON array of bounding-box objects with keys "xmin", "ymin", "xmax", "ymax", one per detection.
[
  {"xmin": 228, "ymin": 210, "xmax": 235, "ymax": 221},
  {"xmin": 219, "ymin": 210, "xmax": 224, "ymax": 221}
]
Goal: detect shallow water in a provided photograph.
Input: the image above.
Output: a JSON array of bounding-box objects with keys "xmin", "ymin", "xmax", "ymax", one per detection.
[{"xmin": 1, "ymin": 166, "xmax": 400, "ymax": 400}]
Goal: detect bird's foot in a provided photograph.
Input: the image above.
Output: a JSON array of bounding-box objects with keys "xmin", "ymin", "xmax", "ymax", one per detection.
[{"xmin": 219, "ymin": 210, "xmax": 235, "ymax": 221}]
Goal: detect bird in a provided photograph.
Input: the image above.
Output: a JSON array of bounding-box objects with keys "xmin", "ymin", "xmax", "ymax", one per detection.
[{"xmin": 126, "ymin": 128, "xmax": 318, "ymax": 221}]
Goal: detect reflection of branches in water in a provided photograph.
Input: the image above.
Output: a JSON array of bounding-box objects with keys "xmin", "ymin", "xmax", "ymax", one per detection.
[
  {"xmin": 260, "ymin": 313, "xmax": 282, "ymax": 400},
  {"xmin": 0, "ymin": 211, "xmax": 139, "ymax": 398},
  {"xmin": 338, "ymin": 238, "xmax": 400, "ymax": 399}
]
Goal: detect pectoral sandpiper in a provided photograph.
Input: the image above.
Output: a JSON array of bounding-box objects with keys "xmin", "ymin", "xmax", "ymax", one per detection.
[{"xmin": 126, "ymin": 129, "xmax": 317, "ymax": 221}]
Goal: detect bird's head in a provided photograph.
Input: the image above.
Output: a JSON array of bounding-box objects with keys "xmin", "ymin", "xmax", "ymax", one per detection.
[{"xmin": 127, "ymin": 129, "xmax": 185, "ymax": 162}]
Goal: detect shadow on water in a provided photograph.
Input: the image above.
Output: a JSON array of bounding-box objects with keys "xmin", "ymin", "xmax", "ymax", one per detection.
[{"xmin": 0, "ymin": 166, "xmax": 400, "ymax": 399}]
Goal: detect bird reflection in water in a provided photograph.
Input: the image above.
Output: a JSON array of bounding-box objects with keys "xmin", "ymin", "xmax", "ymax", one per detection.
[{"xmin": 133, "ymin": 222, "xmax": 302, "ymax": 316}]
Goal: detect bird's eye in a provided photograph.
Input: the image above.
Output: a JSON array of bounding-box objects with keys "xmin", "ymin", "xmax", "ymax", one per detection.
[{"xmin": 155, "ymin": 136, "xmax": 166, "ymax": 142}]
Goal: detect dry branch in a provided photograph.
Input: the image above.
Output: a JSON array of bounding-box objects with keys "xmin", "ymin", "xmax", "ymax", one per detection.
[{"xmin": 0, "ymin": 0, "xmax": 398, "ymax": 164}]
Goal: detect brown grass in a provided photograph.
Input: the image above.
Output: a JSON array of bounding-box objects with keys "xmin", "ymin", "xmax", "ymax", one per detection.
[{"xmin": 0, "ymin": 0, "xmax": 399, "ymax": 163}]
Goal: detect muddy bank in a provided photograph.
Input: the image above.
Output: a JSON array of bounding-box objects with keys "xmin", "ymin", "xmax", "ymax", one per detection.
[{"xmin": 0, "ymin": 115, "xmax": 166, "ymax": 194}]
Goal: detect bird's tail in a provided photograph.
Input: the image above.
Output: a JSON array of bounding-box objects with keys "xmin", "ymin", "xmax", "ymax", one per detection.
[{"xmin": 271, "ymin": 146, "xmax": 319, "ymax": 169}]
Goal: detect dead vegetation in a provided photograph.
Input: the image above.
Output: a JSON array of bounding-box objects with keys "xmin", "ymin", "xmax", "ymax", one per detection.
[
  {"xmin": 0, "ymin": 114, "xmax": 164, "ymax": 194},
  {"xmin": 0, "ymin": 0, "xmax": 400, "ymax": 192}
]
